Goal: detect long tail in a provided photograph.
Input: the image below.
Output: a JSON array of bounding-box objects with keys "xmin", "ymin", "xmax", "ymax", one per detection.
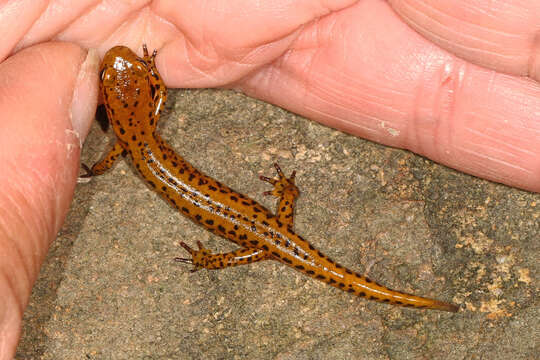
[{"xmin": 280, "ymin": 251, "xmax": 459, "ymax": 312}]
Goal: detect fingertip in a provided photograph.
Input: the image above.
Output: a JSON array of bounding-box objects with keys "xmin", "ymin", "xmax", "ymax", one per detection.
[{"xmin": 71, "ymin": 47, "xmax": 100, "ymax": 142}]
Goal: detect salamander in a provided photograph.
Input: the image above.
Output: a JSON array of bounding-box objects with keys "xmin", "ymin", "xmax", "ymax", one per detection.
[{"xmin": 83, "ymin": 45, "xmax": 459, "ymax": 313}]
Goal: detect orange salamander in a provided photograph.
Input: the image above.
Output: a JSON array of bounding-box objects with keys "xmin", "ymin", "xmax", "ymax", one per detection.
[{"xmin": 84, "ymin": 45, "xmax": 459, "ymax": 313}]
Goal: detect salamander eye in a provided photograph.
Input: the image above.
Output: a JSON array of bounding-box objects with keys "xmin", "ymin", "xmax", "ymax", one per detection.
[{"xmin": 99, "ymin": 68, "xmax": 106, "ymax": 81}]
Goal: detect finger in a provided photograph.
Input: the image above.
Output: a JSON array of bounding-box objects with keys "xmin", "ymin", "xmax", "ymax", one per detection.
[
  {"xmin": 239, "ymin": 1, "xmax": 540, "ymax": 192},
  {"xmin": 0, "ymin": 42, "xmax": 99, "ymax": 359},
  {"xmin": 0, "ymin": 0, "xmax": 48, "ymax": 61},
  {"xmin": 388, "ymin": 0, "xmax": 540, "ymax": 81},
  {"xmin": 155, "ymin": 0, "xmax": 357, "ymax": 87}
]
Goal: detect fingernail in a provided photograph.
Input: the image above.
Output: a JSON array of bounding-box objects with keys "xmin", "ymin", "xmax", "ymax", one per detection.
[{"xmin": 70, "ymin": 48, "xmax": 100, "ymax": 143}]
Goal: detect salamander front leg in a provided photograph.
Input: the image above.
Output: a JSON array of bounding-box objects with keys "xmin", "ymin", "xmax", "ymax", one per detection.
[
  {"xmin": 81, "ymin": 142, "xmax": 127, "ymax": 177},
  {"xmin": 175, "ymin": 241, "xmax": 269, "ymax": 271},
  {"xmin": 260, "ymin": 163, "xmax": 299, "ymax": 227}
]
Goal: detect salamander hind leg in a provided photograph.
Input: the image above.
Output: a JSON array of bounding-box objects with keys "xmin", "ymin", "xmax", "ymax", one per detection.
[
  {"xmin": 175, "ymin": 241, "xmax": 269, "ymax": 271},
  {"xmin": 260, "ymin": 163, "xmax": 299, "ymax": 226}
]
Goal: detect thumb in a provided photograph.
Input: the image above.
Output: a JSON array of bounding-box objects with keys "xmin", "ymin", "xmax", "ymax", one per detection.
[{"xmin": 0, "ymin": 42, "xmax": 99, "ymax": 359}]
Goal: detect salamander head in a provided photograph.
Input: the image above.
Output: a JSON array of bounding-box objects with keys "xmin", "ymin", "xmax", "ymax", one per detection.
[{"xmin": 99, "ymin": 45, "xmax": 159, "ymax": 141}]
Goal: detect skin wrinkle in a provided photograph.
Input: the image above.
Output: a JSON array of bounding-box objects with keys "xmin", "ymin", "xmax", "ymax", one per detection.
[
  {"xmin": 0, "ymin": 192, "xmax": 37, "ymax": 297},
  {"xmin": 0, "ymin": 154, "xmax": 60, "ymax": 292},
  {"xmin": 406, "ymin": 0, "xmax": 523, "ymax": 40},
  {"xmin": 397, "ymin": 2, "xmax": 525, "ymax": 61},
  {"xmin": 458, "ymin": 144, "xmax": 531, "ymax": 178},
  {"xmin": 0, "ymin": 268, "xmax": 24, "ymax": 358},
  {"xmin": 390, "ymin": 1, "xmax": 540, "ymax": 77},
  {"xmin": 440, "ymin": 60, "xmax": 466, "ymax": 163},
  {"xmin": 0, "ymin": 239, "xmax": 26, "ymax": 318},
  {"xmin": 303, "ymin": 65, "xmax": 411, "ymax": 125},
  {"xmin": 528, "ymin": 32, "xmax": 540, "ymax": 78},
  {"xmin": 464, "ymin": 123, "xmax": 536, "ymax": 157},
  {"xmin": 304, "ymin": 104, "xmax": 380, "ymax": 135},
  {"xmin": 0, "ymin": 226, "xmax": 30, "ymax": 325}
]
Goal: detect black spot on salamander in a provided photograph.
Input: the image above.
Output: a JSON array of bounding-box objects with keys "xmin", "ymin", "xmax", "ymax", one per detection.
[
  {"xmin": 295, "ymin": 265, "xmax": 304, "ymax": 270},
  {"xmin": 262, "ymin": 221, "xmax": 269, "ymax": 226},
  {"xmin": 161, "ymin": 186, "xmax": 167, "ymax": 191},
  {"xmin": 119, "ymin": 127, "xmax": 126, "ymax": 135},
  {"xmin": 253, "ymin": 207, "xmax": 261, "ymax": 213},
  {"xmin": 133, "ymin": 100, "xmax": 139, "ymax": 107},
  {"xmin": 282, "ymin": 257, "xmax": 292, "ymax": 264},
  {"xmin": 250, "ymin": 240, "xmax": 259, "ymax": 246},
  {"xmin": 328, "ymin": 278, "xmax": 337, "ymax": 284},
  {"xmin": 148, "ymin": 181, "xmax": 156, "ymax": 188},
  {"xmin": 208, "ymin": 185, "xmax": 217, "ymax": 191},
  {"xmin": 261, "ymin": 245, "xmax": 269, "ymax": 251},
  {"xmin": 195, "ymin": 214, "xmax": 202, "ymax": 221},
  {"xmin": 241, "ymin": 201, "xmax": 250, "ymax": 206},
  {"xmin": 228, "ymin": 230, "xmax": 236, "ymax": 236},
  {"xmin": 271, "ymin": 252, "xmax": 281, "ymax": 258},
  {"xmin": 218, "ymin": 225, "xmax": 225, "ymax": 233},
  {"xmin": 338, "ymin": 283, "xmax": 345, "ymax": 288},
  {"xmin": 358, "ymin": 292, "xmax": 366, "ymax": 297},
  {"xmin": 181, "ymin": 207, "xmax": 189, "ymax": 214},
  {"xmin": 188, "ymin": 174, "xmax": 195, "ymax": 182},
  {"xmin": 365, "ymin": 278, "xmax": 372, "ymax": 283},
  {"xmin": 250, "ymin": 225, "xmax": 256, "ymax": 232},
  {"xmin": 239, "ymin": 234, "xmax": 248, "ymax": 240},
  {"xmin": 306, "ymin": 270, "xmax": 315, "ymax": 275}
]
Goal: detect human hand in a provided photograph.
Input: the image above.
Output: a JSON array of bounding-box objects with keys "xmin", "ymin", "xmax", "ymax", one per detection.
[{"xmin": 1, "ymin": 1, "xmax": 539, "ymax": 358}]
